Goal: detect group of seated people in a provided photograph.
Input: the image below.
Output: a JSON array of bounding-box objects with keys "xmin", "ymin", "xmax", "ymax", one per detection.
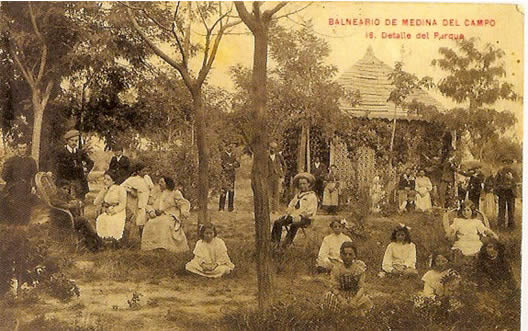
[
  {"xmin": 267, "ymin": 170, "xmax": 513, "ymax": 313},
  {"xmin": 49, "ymin": 159, "xmax": 235, "ymax": 279},
  {"xmin": 312, "ymin": 201, "xmax": 512, "ymax": 313}
]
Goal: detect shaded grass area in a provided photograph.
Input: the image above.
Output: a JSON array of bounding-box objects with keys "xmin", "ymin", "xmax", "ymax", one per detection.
[{"xmin": 1, "ymin": 175, "xmax": 522, "ymax": 331}]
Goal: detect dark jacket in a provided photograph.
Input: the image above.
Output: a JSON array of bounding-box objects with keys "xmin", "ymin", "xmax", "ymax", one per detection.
[
  {"xmin": 268, "ymin": 153, "xmax": 285, "ymax": 179},
  {"xmin": 55, "ymin": 146, "xmax": 94, "ymax": 195},
  {"xmin": 108, "ymin": 155, "xmax": 131, "ymax": 184},
  {"xmin": 221, "ymin": 151, "xmax": 240, "ymax": 187}
]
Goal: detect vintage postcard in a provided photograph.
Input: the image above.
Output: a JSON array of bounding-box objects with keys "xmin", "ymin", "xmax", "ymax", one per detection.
[{"xmin": 0, "ymin": 1, "xmax": 523, "ymax": 330}]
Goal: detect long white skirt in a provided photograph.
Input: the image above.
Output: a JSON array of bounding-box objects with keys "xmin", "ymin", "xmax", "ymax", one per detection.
[{"xmin": 96, "ymin": 209, "xmax": 126, "ymax": 240}]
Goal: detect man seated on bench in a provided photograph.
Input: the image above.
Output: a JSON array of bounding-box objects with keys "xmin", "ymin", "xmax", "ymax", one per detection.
[
  {"xmin": 271, "ymin": 172, "xmax": 318, "ymax": 249},
  {"xmin": 50, "ymin": 179, "xmax": 102, "ymax": 252}
]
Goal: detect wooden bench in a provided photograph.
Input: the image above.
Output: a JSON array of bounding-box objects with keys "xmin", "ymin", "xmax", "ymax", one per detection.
[{"xmin": 34, "ymin": 172, "xmax": 75, "ymax": 229}]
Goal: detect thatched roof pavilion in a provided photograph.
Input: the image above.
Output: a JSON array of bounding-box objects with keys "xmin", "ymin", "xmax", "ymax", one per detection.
[{"xmin": 337, "ymin": 46, "xmax": 444, "ymax": 119}]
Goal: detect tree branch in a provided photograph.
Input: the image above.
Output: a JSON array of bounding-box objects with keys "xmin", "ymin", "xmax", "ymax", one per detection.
[
  {"xmin": 28, "ymin": 2, "xmax": 48, "ymax": 85},
  {"xmin": 234, "ymin": 2, "xmax": 258, "ymax": 33},
  {"xmin": 263, "ymin": 2, "xmax": 288, "ymax": 21},
  {"xmin": 272, "ymin": 2, "xmax": 311, "ymax": 20},
  {"xmin": 126, "ymin": 7, "xmax": 193, "ymax": 89},
  {"xmin": 11, "ymin": 49, "xmax": 34, "ymax": 88}
]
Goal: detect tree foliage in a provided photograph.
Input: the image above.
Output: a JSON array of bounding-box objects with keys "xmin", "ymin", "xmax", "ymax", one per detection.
[{"xmin": 431, "ymin": 38, "xmax": 519, "ymax": 161}]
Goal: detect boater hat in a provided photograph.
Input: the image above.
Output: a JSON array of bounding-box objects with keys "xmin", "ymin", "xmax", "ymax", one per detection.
[
  {"xmin": 292, "ymin": 172, "xmax": 315, "ymax": 187},
  {"xmin": 64, "ymin": 129, "xmax": 80, "ymax": 140}
]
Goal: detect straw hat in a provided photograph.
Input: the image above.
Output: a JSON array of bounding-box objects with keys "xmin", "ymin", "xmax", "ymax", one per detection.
[{"xmin": 292, "ymin": 172, "xmax": 315, "ymax": 187}]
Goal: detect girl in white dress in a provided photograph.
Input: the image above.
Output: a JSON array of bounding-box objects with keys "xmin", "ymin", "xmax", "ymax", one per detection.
[
  {"xmin": 95, "ymin": 171, "xmax": 127, "ymax": 240},
  {"xmin": 443, "ymin": 200, "xmax": 498, "ymax": 262},
  {"xmin": 382, "ymin": 224, "xmax": 418, "ymax": 276},
  {"xmin": 316, "ymin": 219, "xmax": 352, "ymax": 273},
  {"xmin": 421, "ymin": 252, "xmax": 461, "ymax": 298},
  {"xmin": 186, "ymin": 224, "xmax": 235, "ymax": 278}
]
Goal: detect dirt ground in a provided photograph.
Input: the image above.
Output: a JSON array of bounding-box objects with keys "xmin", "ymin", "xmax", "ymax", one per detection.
[{"xmin": 2, "ymin": 155, "xmax": 522, "ymax": 330}]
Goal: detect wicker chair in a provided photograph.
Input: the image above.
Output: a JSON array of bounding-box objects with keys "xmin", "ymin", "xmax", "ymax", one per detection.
[{"xmin": 34, "ymin": 172, "xmax": 75, "ymax": 229}]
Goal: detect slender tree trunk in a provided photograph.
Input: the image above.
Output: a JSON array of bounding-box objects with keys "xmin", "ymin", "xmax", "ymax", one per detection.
[
  {"xmin": 306, "ymin": 123, "xmax": 311, "ymax": 173},
  {"xmin": 389, "ymin": 106, "xmax": 398, "ymax": 168},
  {"xmin": 251, "ymin": 28, "xmax": 273, "ymax": 311},
  {"xmin": 31, "ymin": 92, "xmax": 44, "ymax": 168},
  {"xmin": 297, "ymin": 123, "xmax": 307, "ymax": 173},
  {"xmin": 192, "ymin": 88, "xmax": 209, "ymax": 228}
]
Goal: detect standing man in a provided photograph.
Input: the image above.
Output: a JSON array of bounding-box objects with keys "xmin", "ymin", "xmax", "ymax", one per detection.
[
  {"xmin": 0, "ymin": 142, "xmax": 38, "ymax": 225},
  {"xmin": 466, "ymin": 167, "xmax": 484, "ymax": 209},
  {"xmin": 108, "ymin": 144, "xmax": 130, "ymax": 184},
  {"xmin": 311, "ymin": 156, "xmax": 327, "ymax": 203},
  {"xmin": 268, "ymin": 142, "xmax": 285, "ymax": 213},
  {"xmin": 219, "ymin": 144, "xmax": 240, "ymax": 212},
  {"xmin": 495, "ymin": 158, "xmax": 519, "ymax": 229},
  {"xmin": 55, "ymin": 130, "xmax": 94, "ymax": 200}
]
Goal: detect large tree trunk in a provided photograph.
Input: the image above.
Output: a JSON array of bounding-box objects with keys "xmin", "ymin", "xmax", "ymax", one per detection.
[
  {"xmin": 251, "ymin": 28, "xmax": 273, "ymax": 311},
  {"xmin": 192, "ymin": 88, "xmax": 209, "ymax": 228}
]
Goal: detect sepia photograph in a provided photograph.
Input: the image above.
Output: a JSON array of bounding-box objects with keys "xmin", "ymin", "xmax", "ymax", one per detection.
[{"xmin": 0, "ymin": 1, "xmax": 523, "ymax": 330}]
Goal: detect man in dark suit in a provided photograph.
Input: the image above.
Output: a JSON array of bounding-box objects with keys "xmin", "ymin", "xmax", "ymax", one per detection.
[
  {"xmin": 495, "ymin": 158, "xmax": 519, "ymax": 229},
  {"xmin": 268, "ymin": 142, "xmax": 285, "ymax": 213},
  {"xmin": 219, "ymin": 144, "xmax": 240, "ymax": 212},
  {"xmin": 311, "ymin": 156, "xmax": 327, "ymax": 202},
  {"xmin": 0, "ymin": 142, "xmax": 38, "ymax": 225},
  {"xmin": 55, "ymin": 130, "xmax": 94, "ymax": 200},
  {"xmin": 108, "ymin": 144, "xmax": 130, "ymax": 184}
]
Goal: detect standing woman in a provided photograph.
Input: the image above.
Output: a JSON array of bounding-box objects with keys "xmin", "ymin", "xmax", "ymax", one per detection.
[
  {"xmin": 415, "ymin": 170, "xmax": 433, "ymax": 212},
  {"xmin": 322, "ymin": 165, "xmax": 340, "ymax": 215},
  {"xmin": 94, "ymin": 171, "xmax": 127, "ymax": 241}
]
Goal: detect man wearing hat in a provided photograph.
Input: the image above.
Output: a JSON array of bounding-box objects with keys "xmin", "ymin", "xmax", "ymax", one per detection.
[
  {"xmin": 55, "ymin": 129, "xmax": 94, "ymax": 200},
  {"xmin": 495, "ymin": 158, "xmax": 519, "ymax": 229},
  {"xmin": 268, "ymin": 142, "xmax": 286, "ymax": 213},
  {"xmin": 0, "ymin": 141, "xmax": 38, "ymax": 225},
  {"xmin": 271, "ymin": 172, "xmax": 318, "ymax": 248}
]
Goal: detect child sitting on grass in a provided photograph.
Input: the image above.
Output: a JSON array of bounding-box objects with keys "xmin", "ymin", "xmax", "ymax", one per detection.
[
  {"xmin": 381, "ymin": 224, "xmax": 418, "ymax": 276},
  {"xmin": 421, "ymin": 252, "xmax": 461, "ymax": 298},
  {"xmin": 475, "ymin": 239, "xmax": 515, "ymax": 290},
  {"xmin": 323, "ymin": 242, "xmax": 373, "ymax": 314},
  {"xmin": 185, "ymin": 223, "xmax": 235, "ymax": 278},
  {"xmin": 316, "ymin": 219, "xmax": 352, "ymax": 273}
]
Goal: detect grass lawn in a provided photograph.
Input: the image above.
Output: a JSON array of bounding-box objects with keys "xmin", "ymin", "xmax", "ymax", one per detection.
[{"xmin": 0, "ymin": 156, "xmax": 521, "ymax": 330}]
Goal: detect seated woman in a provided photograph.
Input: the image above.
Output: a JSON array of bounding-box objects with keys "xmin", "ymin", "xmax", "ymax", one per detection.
[
  {"xmin": 94, "ymin": 171, "xmax": 127, "ymax": 241},
  {"xmin": 271, "ymin": 172, "xmax": 318, "ymax": 249},
  {"xmin": 186, "ymin": 223, "xmax": 235, "ymax": 278},
  {"xmin": 422, "ymin": 251, "xmax": 461, "ymax": 298},
  {"xmin": 475, "ymin": 239, "xmax": 515, "ymax": 289},
  {"xmin": 141, "ymin": 176, "xmax": 190, "ymax": 253},
  {"xmin": 382, "ymin": 224, "xmax": 418, "ymax": 276},
  {"xmin": 316, "ymin": 219, "xmax": 352, "ymax": 273},
  {"xmin": 323, "ymin": 242, "xmax": 373, "ymax": 314},
  {"xmin": 442, "ymin": 200, "xmax": 498, "ymax": 262}
]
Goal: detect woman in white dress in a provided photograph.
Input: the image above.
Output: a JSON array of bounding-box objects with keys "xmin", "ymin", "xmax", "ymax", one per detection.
[
  {"xmin": 95, "ymin": 171, "xmax": 127, "ymax": 240},
  {"xmin": 141, "ymin": 176, "xmax": 190, "ymax": 253},
  {"xmin": 415, "ymin": 170, "xmax": 433, "ymax": 212},
  {"xmin": 186, "ymin": 223, "xmax": 235, "ymax": 278}
]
